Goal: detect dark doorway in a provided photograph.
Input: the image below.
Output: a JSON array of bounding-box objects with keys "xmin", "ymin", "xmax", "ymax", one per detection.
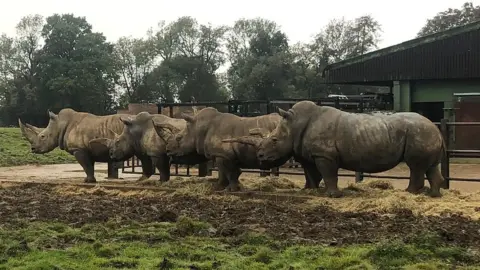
[{"xmin": 411, "ymin": 102, "xmax": 444, "ymax": 122}]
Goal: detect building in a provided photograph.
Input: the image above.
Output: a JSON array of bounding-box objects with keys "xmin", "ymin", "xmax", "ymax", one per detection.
[{"xmin": 322, "ymin": 20, "xmax": 480, "ymax": 124}]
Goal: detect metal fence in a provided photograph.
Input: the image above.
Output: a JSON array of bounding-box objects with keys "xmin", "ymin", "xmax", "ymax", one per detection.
[
  {"xmin": 118, "ymin": 97, "xmax": 480, "ymax": 189},
  {"xmin": 120, "ymin": 96, "xmax": 386, "ymax": 177}
]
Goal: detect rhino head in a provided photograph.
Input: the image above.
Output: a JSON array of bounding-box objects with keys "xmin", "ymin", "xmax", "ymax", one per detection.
[
  {"xmin": 152, "ymin": 112, "xmax": 196, "ymax": 157},
  {"xmin": 18, "ymin": 110, "xmax": 62, "ymax": 154},
  {"xmin": 109, "ymin": 113, "xmax": 154, "ymax": 160},
  {"xmin": 88, "ymin": 129, "xmax": 121, "ymax": 160},
  {"xmin": 223, "ymin": 108, "xmax": 294, "ymax": 163},
  {"xmin": 152, "ymin": 118, "xmax": 184, "ymax": 157}
]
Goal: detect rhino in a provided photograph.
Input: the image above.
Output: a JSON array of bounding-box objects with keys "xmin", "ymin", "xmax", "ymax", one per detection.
[
  {"xmin": 224, "ymin": 100, "xmax": 446, "ymax": 198},
  {"xmin": 93, "ymin": 111, "xmax": 208, "ymax": 182},
  {"xmin": 152, "ymin": 107, "xmax": 290, "ymax": 191},
  {"xmin": 18, "ymin": 108, "xmax": 154, "ymax": 183}
]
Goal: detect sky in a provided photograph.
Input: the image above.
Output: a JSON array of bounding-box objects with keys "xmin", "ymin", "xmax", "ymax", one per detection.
[{"xmin": 0, "ymin": 0, "xmax": 479, "ymax": 50}]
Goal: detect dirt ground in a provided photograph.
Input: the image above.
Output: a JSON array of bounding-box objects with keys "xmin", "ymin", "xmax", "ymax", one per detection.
[
  {"xmin": 0, "ymin": 182, "xmax": 479, "ymax": 248},
  {"xmin": 1, "ymin": 162, "xmax": 480, "ymax": 248},
  {"xmin": 1, "ymin": 162, "xmax": 479, "ymax": 192}
]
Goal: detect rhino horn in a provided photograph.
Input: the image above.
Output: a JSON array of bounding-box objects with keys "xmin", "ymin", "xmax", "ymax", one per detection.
[
  {"xmin": 222, "ymin": 136, "xmax": 260, "ymax": 146},
  {"xmin": 18, "ymin": 119, "xmax": 40, "ymax": 143},
  {"xmin": 152, "ymin": 120, "xmax": 179, "ymax": 133},
  {"xmin": 25, "ymin": 123, "xmax": 44, "ymax": 134},
  {"xmin": 248, "ymin": 128, "xmax": 269, "ymax": 138},
  {"xmin": 120, "ymin": 116, "xmax": 134, "ymax": 126},
  {"xmin": 180, "ymin": 112, "xmax": 194, "ymax": 123},
  {"xmin": 277, "ymin": 107, "xmax": 293, "ymax": 119},
  {"xmin": 107, "ymin": 128, "xmax": 120, "ymax": 139}
]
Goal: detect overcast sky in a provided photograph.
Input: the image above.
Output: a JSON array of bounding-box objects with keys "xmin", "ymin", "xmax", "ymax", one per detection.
[{"xmin": 1, "ymin": 0, "xmax": 478, "ymax": 49}]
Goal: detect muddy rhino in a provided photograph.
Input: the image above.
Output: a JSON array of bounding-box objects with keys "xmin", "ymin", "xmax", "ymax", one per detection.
[
  {"xmin": 225, "ymin": 100, "xmax": 446, "ymax": 198},
  {"xmin": 94, "ymin": 112, "xmax": 208, "ymax": 182},
  {"xmin": 18, "ymin": 109, "xmax": 154, "ymax": 183},
  {"xmin": 152, "ymin": 107, "xmax": 290, "ymax": 191}
]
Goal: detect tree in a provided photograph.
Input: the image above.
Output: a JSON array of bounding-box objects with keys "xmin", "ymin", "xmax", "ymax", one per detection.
[
  {"xmin": 144, "ymin": 16, "xmax": 229, "ymax": 102},
  {"xmin": 312, "ymin": 15, "xmax": 382, "ymax": 64},
  {"xmin": 226, "ymin": 18, "xmax": 294, "ymax": 100},
  {"xmin": 37, "ymin": 14, "xmax": 117, "ymax": 114},
  {"xmin": 418, "ymin": 2, "xmax": 480, "ymax": 37},
  {"xmin": 0, "ymin": 34, "xmax": 16, "ymax": 109},
  {"xmin": 113, "ymin": 36, "xmax": 157, "ymax": 106},
  {"xmin": 0, "ymin": 14, "xmax": 45, "ymax": 125}
]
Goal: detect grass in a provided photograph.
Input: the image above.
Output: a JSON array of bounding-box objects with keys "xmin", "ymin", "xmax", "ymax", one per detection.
[
  {"xmin": 0, "ymin": 218, "xmax": 479, "ymax": 270},
  {"xmin": 0, "ymin": 127, "xmax": 75, "ymax": 167}
]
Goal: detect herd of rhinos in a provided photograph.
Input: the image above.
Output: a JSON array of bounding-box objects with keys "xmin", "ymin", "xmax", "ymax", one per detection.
[{"xmin": 18, "ymin": 100, "xmax": 446, "ymax": 198}]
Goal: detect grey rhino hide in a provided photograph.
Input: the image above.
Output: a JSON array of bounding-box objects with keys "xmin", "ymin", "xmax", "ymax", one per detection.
[
  {"xmin": 20, "ymin": 108, "xmax": 131, "ymax": 161},
  {"xmin": 174, "ymin": 107, "xmax": 288, "ymax": 169},
  {"xmin": 117, "ymin": 112, "xmax": 187, "ymax": 158},
  {"xmin": 259, "ymin": 100, "xmax": 446, "ymax": 197},
  {"xmin": 151, "ymin": 113, "xmax": 209, "ymax": 166}
]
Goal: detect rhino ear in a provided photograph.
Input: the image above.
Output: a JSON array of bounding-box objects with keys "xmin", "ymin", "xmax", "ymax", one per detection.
[
  {"xmin": 181, "ymin": 112, "xmax": 194, "ymax": 123},
  {"xmin": 222, "ymin": 136, "xmax": 259, "ymax": 146},
  {"xmin": 278, "ymin": 108, "xmax": 293, "ymax": 120},
  {"xmin": 48, "ymin": 110, "xmax": 58, "ymax": 121},
  {"xmin": 89, "ymin": 138, "xmax": 112, "ymax": 156}
]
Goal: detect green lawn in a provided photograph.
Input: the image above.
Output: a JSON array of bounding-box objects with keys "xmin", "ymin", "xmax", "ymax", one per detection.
[
  {"xmin": 0, "ymin": 127, "xmax": 76, "ymax": 167},
  {"xmin": 0, "ymin": 218, "xmax": 479, "ymax": 270}
]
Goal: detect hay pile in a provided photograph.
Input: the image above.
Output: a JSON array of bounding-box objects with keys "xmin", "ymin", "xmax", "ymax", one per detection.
[{"xmin": 305, "ymin": 179, "xmax": 480, "ymax": 220}]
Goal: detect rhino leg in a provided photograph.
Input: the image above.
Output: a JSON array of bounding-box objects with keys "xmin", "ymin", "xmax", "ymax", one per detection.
[
  {"xmin": 405, "ymin": 167, "xmax": 426, "ymax": 194},
  {"xmin": 138, "ymin": 155, "xmax": 154, "ymax": 181},
  {"xmin": 216, "ymin": 158, "xmax": 241, "ymax": 192},
  {"xmin": 153, "ymin": 155, "xmax": 171, "ymax": 182},
  {"xmin": 214, "ymin": 169, "xmax": 229, "ymax": 191},
  {"xmin": 226, "ymin": 167, "xmax": 242, "ymax": 192},
  {"xmin": 301, "ymin": 162, "xmax": 323, "ymax": 189},
  {"xmin": 314, "ymin": 157, "xmax": 342, "ymax": 198},
  {"xmin": 426, "ymin": 165, "xmax": 443, "ymax": 197},
  {"xmin": 73, "ymin": 150, "xmax": 96, "ymax": 183}
]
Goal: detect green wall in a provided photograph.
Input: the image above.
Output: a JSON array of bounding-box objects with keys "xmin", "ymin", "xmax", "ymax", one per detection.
[
  {"xmin": 394, "ymin": 79, "xmax": 480, "ymax": 117},
  {"xmin": 393, "ymin": 81, "xmax": 412, "ymax": 112}
]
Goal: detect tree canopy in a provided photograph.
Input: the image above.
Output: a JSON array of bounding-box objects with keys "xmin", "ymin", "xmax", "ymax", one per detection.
[{"xmin": 0, "ymin": 2, "xmax": 475, "ymax": 125}]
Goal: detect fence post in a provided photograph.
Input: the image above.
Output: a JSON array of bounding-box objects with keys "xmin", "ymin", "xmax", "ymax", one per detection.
[
  {"xmin": 440, "ymin": 118, "xmax": 450, "ymax": 189},
  {"xmin": 355, "ymin": 172, "xmax": 364, "ymax": 182},
  {"xmin": 107, "ymin": 161, "xmax": 119, "ymax": 179},
  {"xmin": 334, "ymin": 97, "xmax": 340, "ymax": 108},
  {"xmin": 198, "ymin": 162, "xmax": 208, "ymax": 177}
]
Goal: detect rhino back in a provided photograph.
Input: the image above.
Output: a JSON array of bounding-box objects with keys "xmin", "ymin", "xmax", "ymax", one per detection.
[
  {"xmin": 62, "ymin": 112, "xmax": 127, "ymax": 152},
  {"xmin": 302, "ymin": 107, "xmax": 441, "ymax": 172}
]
